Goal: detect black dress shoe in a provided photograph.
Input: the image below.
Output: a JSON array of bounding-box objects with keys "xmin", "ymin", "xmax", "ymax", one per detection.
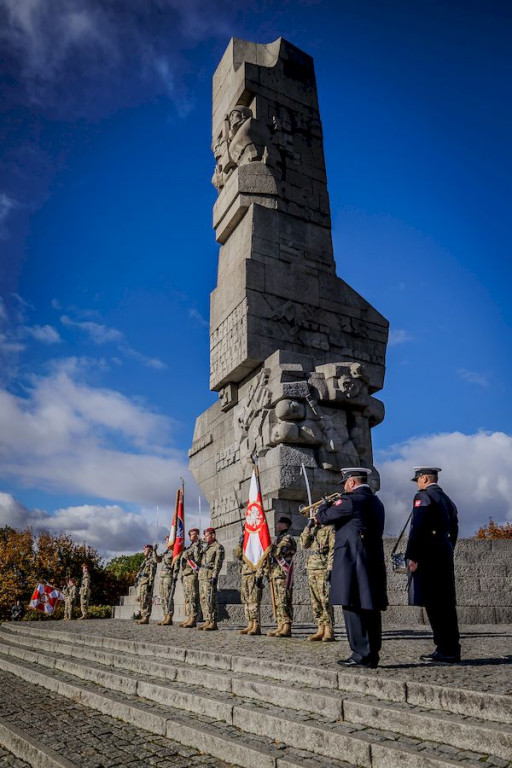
[
  {"xmin": 339, "ymin": 656, "xmax": 378, "ymax": 669},
  {"xmin": 420, "ymin": 651, "xmax": 461, "ymax": 664}
]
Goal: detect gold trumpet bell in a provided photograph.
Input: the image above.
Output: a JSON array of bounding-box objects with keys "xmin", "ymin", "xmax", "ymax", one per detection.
[{"xmin": 298, "ymin": 492, "xmax": 342, "ymax": 517}]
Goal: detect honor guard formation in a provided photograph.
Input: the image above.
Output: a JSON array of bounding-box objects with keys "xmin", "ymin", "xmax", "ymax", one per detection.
[{"xmin": 123, "ymin": 464, "xmax": 461, "ymax": 668}]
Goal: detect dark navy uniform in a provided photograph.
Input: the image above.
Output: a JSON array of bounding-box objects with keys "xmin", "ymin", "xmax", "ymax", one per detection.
[
  {"xmin": 405, "ymin": 482, "xmax": 460, "ymax": 658},
  {"xmin": 316, "ymin": 482, "xmax": 387, "ymax": 666}
]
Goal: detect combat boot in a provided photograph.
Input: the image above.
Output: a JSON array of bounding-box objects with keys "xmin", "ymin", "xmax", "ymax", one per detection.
[
  {"xmin": 238, "ymin": 621, "xmax": 253, "ymax": 635},
  {"xmin": 204, "ymin": 620, "xmax": 218, "ymax": 631},
  {"xmin": 162, "ymin": 613, "xmax": 173, "ymax": 626},
  {"xmin": 276, "ymin": 622, "xmax": 291, "ymax": 637},
  {"xmin": 322, "ymin": 625, "xmax": 335, "ymax": 642},
  {"xmin": 157, "ymin": 614, "xmax": 169, "ymax": 626},
  {"xmin": 247, "ymin": 621, "xmax": 261, "ymax": 636},
  {"xmin": 178, "ymin": 617, "xmax": 188, "ymax": 627},
  {"xmin": 267, "ymin": 622, "xmax": 282, "ymax": 637},
  {"xmin": 307, "ymin": 625, "xmax": 325, "ymax": 641},
  {"xmin": 137, "ymin": 616, "xmax": 149, "ymax": 625},
  {"xmin": 183, "ymin": 615, "xmax": 197, "ymax": 628},
  {"xmin": 196, "ymin": 621, "xmax": 210, "ymax": 630}
]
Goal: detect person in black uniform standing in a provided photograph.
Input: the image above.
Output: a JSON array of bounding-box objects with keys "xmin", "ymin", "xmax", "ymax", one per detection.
[
  {"xmin": 314, "ymin": 468, "xmax": 388, "ymax": 669},
  {"xmin": 405, "ymin": 466, "xmax": 460, "ymax": 663}
]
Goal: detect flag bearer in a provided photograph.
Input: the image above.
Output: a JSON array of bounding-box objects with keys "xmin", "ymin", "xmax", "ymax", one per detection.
[
  {"xmin": 234, "ymin": 536, "xmax": 265, "ymax": 635},
  {"xmin": 156, "ymin": 537, "xmax": 180, "ymax": 626}
]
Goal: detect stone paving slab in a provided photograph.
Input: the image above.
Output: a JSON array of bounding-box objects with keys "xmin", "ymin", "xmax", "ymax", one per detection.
[
  {"xmin": 5, "ymin": 620, "xmax": 510, "ymax": 695},
  {"xmin": 0, "ymin": 669, "xmax": 233, "ymax": 768},
  {"xmin": 1, "ymin": 639, "xmax": 508, "ymax": 768}
]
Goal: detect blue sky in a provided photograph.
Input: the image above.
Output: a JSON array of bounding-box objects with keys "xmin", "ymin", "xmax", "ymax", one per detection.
[{"xmin": 1, "ymin": 0, "xmax": 511, "ymax": 554}]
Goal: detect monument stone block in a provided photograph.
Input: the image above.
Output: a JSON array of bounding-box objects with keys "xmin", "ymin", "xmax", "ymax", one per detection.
[{"xmin": 190, "ymin": 37, "xmax": 389, "ymax": 557}]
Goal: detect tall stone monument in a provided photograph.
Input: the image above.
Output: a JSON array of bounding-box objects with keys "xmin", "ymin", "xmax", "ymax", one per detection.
[{"xmin": 189, "ymin": 37, "xmax": 388, "ymax": 554}]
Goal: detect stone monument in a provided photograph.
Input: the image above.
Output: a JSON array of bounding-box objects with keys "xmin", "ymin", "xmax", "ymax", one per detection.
[{"xmin": 189, "ymin": 37, "xmax": 389, "ymax": 555}]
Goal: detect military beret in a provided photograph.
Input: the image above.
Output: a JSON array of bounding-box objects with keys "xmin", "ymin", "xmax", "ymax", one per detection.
[
  {"xmin": 340, "ymin": 467, "xmax": 372, "ymax": 483},
  {"xmin": 188, "ymin": 528, "xmax": 200, "ymax": 535},
  {"xmin": 411, "ymin": 466, "xmax": 441, "ymax": 482},
  {"xmin": 203, "ymin": 527, "xmax": 216, "ymax": 534},
  {"xmin": 277, "ymin": 516, "xmax": 292, "ymax": 526},
  {"xmin": 143, "ymin": 543, "xmax": 154, "ymax": 550}
]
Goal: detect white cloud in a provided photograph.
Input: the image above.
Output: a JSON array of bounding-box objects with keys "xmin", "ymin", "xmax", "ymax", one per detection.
[
  {"xmin": 458, "ymin": 368, "xmax": 488, "ymax": 387},
  {"xmin": 378, "ymin": 431, "xmax": 512, "ymax": 537},
  {"xmin": 23, "ymin": 324, "xmax": 61, "ymax": 344},
  {"xmin": 0, "ymin": 491, "xmax": 206, "ymax": 557},
  {"xmin": 0, "ymin": 357, "xmax": 194, "ymax": 506},
  {"xmin": 60, "ymin": 314, "xmax": 167, "ymax": 369},
  {"xmin": 0, "ymin": 0, "xmax": 239, "ymax": 114},
  {"xmin": 60, "ymin": 315, "xmax": 124, "ymax": 344},
  {"xmin": 388, "ymin": 328, "xmax": 413, "ymax": 346},
  {"xmin": 189, "ymin": 308, "xmax": 209, "ymax": 328},
  {"xmin": 0, "ymin": 192, "xmax": 19, "ymax": 238}
]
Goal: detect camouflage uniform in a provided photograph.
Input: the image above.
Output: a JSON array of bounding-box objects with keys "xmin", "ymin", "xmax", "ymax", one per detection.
[
  {"xmin": 300, "ymin": 522, "xmax": 335, "ymax": 637},
  {"xmin": 158, "ymin": 548, "xmax": 180, "ymax": 617},
  {"xmin": 62, "ymin": 583, "xmax": 78, "ymax": 620},
  {"xmin": 137, "ymin": 554, "xmax": 157, "ymax": 620},
  {"xmin": 181, "ymin": 541, "xmax": 202, "ymax": 621},
  {"xmin": 234, "ymin": 541, "xmax": 264, "ymax": 631},
  {"xmin": 267, "ymin": 531, "xmax": 297, "ymax": 629},
  {"xmin": 199, "ymin": 540, "xmax": 225, "ymax": 623},
  {"xmin": 79, "ymin": 570, "xmax": 91, "ymax": 618}
]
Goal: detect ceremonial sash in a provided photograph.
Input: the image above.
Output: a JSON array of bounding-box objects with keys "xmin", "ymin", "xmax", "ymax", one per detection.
[{"xmin": 277, "ymin": 556, "xmax": 294, "ymax": 589}]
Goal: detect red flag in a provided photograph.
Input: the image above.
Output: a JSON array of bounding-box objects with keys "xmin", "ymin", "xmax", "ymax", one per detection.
[
  {"xmin": 29, "ymin": 583, "xmax": 64, "ymax": 615},
  {"xmin": 243, "ymin": 468, "xmax": 271, "ymax": 570},
  {"xmin": 172, "ymin": 485, "xmax": 185, "ymax": 563}
]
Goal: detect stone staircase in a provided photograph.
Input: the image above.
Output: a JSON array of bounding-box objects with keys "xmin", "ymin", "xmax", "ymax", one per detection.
[{"xmin": 0, "ymin": 623, "xmax": 511, "ymax": 768}]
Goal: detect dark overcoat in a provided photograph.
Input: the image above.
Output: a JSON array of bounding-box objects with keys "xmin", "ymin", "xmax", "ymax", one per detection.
[
  {"xmin": 405, "ymin": 484, "xmax": 458, "ymax": 607},
  {"xmin": 316, "ymin": 486, "xmax": 388, "ymax": 611}
]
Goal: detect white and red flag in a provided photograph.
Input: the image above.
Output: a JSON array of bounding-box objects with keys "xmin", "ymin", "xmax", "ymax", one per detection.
[
  {"xmin": 29, "ymin": 583, "xmax": 64, "ymax": 615},
  {"xmin": 243, "ymin": 468, "xmax": 272, "ymax": 570},
  {"xmin": 169, "ymin": 481, "xmax": 185, "ymax": 564}
]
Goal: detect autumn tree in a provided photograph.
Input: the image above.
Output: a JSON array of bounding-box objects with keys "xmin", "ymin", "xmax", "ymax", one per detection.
[
  {"xmin": 0, "ymin": 527, "xmax": 133, "ymax": 619},
  {"xmin": 474, "ymin": 518, "xmax": 512, "ymax": 540}
]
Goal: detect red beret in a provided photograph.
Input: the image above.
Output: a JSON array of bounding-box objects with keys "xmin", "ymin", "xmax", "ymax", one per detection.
[
  {"xmin": 143, "ymin": 543, "xmax": 153, "ymax": 549},
  {"xmin": 203, "ymin": 527, "xmax": 216, "ymax": 534},
  {"xmin": 188, "ymin": 528, "xmax": 200, "ymax": 535}
]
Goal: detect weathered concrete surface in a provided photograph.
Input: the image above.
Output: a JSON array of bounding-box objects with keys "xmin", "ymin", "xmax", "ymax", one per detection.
[{"xmin": 190, "ymin": 37, "xmax": 389, "ymax": 553}]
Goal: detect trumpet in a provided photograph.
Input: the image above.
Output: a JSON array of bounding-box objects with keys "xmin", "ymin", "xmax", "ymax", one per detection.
[{"xmin": 299, "ymin": 492, "xmax": 342, "ymax": 518}]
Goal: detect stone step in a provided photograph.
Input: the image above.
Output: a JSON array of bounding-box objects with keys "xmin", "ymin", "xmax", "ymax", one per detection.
[
  {"xmin": 0, "ymin": 653, "xmax": 357, "ymax": 768},
  {"xmin": 4, "ymin": 624, "xmax": 511, "ymax": 727},
  {"xmin": 1, "ymin": 630, "xmax": 511, "ymax": 765},
  {"xmin": 0, "ymin": 716, "xmax": 77, "ymax": 768}
]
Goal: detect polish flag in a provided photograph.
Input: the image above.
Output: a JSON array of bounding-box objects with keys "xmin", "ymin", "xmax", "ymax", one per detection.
[
  {"xmin": 29, "ymin": 583, "xmax": 64, "ymax": 615},
  {"xmin": 169, "ymin": 484, "xmax": 185, "ymax": 564},
  {"xmin": 243, "ymin": 469, "xmax": 271, "ymax": 570}
]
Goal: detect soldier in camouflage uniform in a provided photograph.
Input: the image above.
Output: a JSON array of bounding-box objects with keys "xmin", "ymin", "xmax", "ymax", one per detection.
[
  {"xmin": 179, "ymin": 528, "xmax": 202, "ymax": 628},
  {"xmin": 267, "ymin": 516, "xmax": 297, "ymax": 637},
  {"xmin": 234, "ymin": 536, "xmax": 265, "ymax": 636},
  {"xmin": 78, "ymin": 564, "xmax": 91, "ymax": 619},
  {"xmin": 155, "ymin": 538, "xmax": 180, "ymax": 626},
  {"xmin": 197, "ymin": 527, "xmax": 225, "ymax": 631},
  {"xmin": 136, "ymin": 544, "xmax": 157, "ymax": 625},
  {"xmin": 300, "ymin": 519, "xmax": 335, "ymax": 641},
  {"xmin": 62, "ymin": 577, "xmax": 78, "ymax": 621}
]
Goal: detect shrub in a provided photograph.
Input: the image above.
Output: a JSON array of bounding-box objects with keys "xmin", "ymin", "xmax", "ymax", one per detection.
[{"xmin": 474, "ymin": 518, "xmax": 512, "ymax": 540}]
